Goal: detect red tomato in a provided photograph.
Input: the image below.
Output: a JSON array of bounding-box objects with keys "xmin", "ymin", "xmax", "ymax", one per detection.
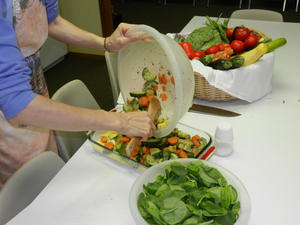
[
  {"xmin": 244, "ymin": 34, "xmax": 259, "ymax": 49},
  {"xmin": 193, "ymin": 51, "xmax": 206, "ymax": 59},
  {"xmin": 226, "ymin": 28, "xmax": 234, "ymax": 39},
  {"xmin": 218, "ymin": 43, "xmax": 231, "ymax": 51},
  {"xmin": 179, "ymin": 42, "xmax": 195, "ymax": 59},
  {"xmin": 205, "ymin": 45, "xmax": 219, "ymax": 54},
  {"xmin": 231, "ymin": 40, "xmax": 245, "ymax": 53},
  {"xmin": 234, "ymin": 27, "xmax": 250, "ymax": 41}
]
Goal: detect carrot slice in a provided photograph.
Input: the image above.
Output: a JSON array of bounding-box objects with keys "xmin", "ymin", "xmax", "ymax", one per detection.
[
  {"xmin": 152, "ymin": 85, "xmax": 159, "ymax": 91},
  {"xmin": 167, "ymin": 137, "xmax": 179, "ymax": 145},
  {"xmin": 194, "ymin": 149, "xmax": 201, "ymax": 157},
  {"xmin": 138, "ymin": 96, "xmax": 149, "ymax": 107},
  {"xmin": 161, "ymin": 74, "xmax": 168, "ymax": 85},
  {"xmin": 100, "ymin": 136, "xmax": 107, "ymax": 143},
  {"xmin": 142, "ymin": 146, "xmax": 149, "ymax": 154},
  {"xmin": 160, "ymin": 93, "xmax": 168, "ymax": 101},
  {"xmin": 119, "ymin": 137, "xmax": 131, "ymax": 143},
  {"xmin": 104, "ymin": 142, "xmax": 114, "ymax": 150},
  {"xmin": 146, "ymin": 92, "xmax": 154, "ymax": 101},
  {"xmin": 177, "ymin": 150, "xmax": 188, "ymax": 158},
  {"xmin": 170, "ymin": 76, "xmax": 175, "ymax": 85},
  {"xmin": 192, "ymin": 135, "xmax": 200, "ymax": 147}
]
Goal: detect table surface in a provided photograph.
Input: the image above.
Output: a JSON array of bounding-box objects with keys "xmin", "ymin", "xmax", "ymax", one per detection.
[{"xmin": 7, "ymin": 17, "xmax": 300, "ymax": 225}]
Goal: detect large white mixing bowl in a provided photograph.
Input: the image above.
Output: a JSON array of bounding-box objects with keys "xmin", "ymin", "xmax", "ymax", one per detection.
[{"xmin": 118, "ymin": 25, "xmax": 194, "ymax": 138}]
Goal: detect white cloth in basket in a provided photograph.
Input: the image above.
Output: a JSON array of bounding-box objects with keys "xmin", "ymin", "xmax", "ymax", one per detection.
[{"xmin": 191, "ymin": 53, "xmax": 275, "ymax": 102}]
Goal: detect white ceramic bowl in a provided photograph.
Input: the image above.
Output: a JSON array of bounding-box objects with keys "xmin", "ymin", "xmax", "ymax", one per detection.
[
  {"xmin": 129, "ymin": 158, "xmax": 251, "ymax": 225},
  {"xmin": 118, "ymin": 25, "xmax": 195, "ymax": 138}
]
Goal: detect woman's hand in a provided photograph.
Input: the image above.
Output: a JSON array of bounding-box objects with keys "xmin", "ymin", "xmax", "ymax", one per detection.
[
  {"xmin": 116, "ymin": 111, "xmax": 156, "ymax": 140},
  {"xmin": 105, "ymin": 23, "xmax": 151, "ymax": 52}
]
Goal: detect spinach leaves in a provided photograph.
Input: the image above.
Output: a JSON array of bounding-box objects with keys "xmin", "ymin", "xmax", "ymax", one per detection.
[
  {"xmin": 185, "ymin": 16, "xmax": 230, "ymax": 52},
  {"xmin": 137, "ymin": 161, "xmax": 240, "ymax": 225}
]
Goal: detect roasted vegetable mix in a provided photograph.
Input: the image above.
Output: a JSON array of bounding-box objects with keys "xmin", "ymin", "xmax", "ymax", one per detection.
[
  {"xmin": 138, "ymin": 160, "xmax": 240, "ymax": 225},
  {"xmin": 123, "ymin": 67, "xmax": 175, "ymax": 129},
  {"xmin": 177, "ymin": 16, "xmax": 287, "ymax": 70},
  {"xmin": 97, "ymin": 128, "xmax": 208, "ymax": 167}
]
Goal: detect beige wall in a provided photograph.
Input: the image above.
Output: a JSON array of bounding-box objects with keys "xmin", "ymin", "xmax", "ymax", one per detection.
[{"xmin": 59, "ymin": 0, "xmax": 104, "ymax": 55}]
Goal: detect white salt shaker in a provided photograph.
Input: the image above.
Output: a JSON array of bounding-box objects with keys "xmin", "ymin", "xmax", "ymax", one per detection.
[{"xmin": 214, "ymin": 122, "xmax": 234, "ymax": 157}]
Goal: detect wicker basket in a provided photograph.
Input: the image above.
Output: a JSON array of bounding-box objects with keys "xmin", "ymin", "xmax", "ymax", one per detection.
[
  {"xmin": 194, "ymin": 72, "xmax": 237, "ymax": 101},
  {"xmin": 193, "ymin": 28, "xmax": 270, "ymax": 101}
]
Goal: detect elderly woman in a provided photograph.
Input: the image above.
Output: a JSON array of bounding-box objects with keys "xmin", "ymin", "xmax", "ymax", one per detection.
[{"xmin": 0, "ymin": 0, "xmax": 154, "ymax": 188}]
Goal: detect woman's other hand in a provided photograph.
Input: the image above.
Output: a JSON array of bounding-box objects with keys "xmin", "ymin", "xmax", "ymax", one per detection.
[{"xmin": 105, "ymin": 23, "xmax": 152, "ymax": 52}]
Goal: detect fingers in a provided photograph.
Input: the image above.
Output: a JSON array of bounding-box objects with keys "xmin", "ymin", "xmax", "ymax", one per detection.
[{"xmin": 118, "ymin": 111, "xmax": 155, "ymax": 139}]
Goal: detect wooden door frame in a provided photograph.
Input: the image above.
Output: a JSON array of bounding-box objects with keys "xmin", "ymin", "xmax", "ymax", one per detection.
[{"xmin": 99, "ymin": 0, "xmax": 114, "ymax": 37}]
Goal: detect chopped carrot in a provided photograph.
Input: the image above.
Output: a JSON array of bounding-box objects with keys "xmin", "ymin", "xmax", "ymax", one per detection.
[
  {"xmin": 170, "ymin": 76, "xmax": 175, "ymax": 85},
  {"xmin": 194, "ymin": 149, "xmax": 201, "ymax": 157},
  {"xmin": 177, "ymin": 150, "xmax": 188, "ymax": 158},
  {"xmin": 104, "ymin": 142, "xmax": 114, "ymax": 150},
  {"xmin": 160, "ymin": 93, "xmax": 168, "ymax": 101},
  {"xmin": 152, "ymin": 85, "xmax": 159, "ymax": 91},
  {"xmin": 126, "ymin": 99, "xmax": 131, "ymax": 105},
  {"xmin": 138, "ymin": 96, "xmax": 149, "ymax": 107},
  {"xmin": 162, "ymin": 85, "xmax": 167, "ymax": 92},
  {"xmin": 142, "ymin": 146, "xmax": 149, "ymax": 154},
  {"xmin": 167, "ymin": 137, "xmax": 179, "ymax": 145},
  {"xmin": 130, "ymin": 146, "xmax": 139, "ymax": 158},
  {"xmin": 130, "ymin": 150, "xmax": 138, "ymax": 158},
  {"xmin": 175, "ymin": 149, "xmax": 181, "ymax": 154},
  {"xmin": 192, "ymin": 135, "xmax": 200, "ymax": 147},
  {"xmin": 119, "ymin": 137, "xmax": 131, "ymax": 143},
  {"xmin": 100, "ymin": 136, "xmax": 107, "ymax": 143},
  {"xmin": 159, "ymin": 74, "xmax": 168, "ymax": 85},
  {"xmin": 140, "ymin": 158, "xmax": 145, "ymax": 164},
  {"xmin": 146, "ymin": 92, "xmax": 153, "ymax": 101}
]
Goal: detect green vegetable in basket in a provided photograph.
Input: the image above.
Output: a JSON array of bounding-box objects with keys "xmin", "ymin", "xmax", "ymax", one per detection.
[
  {"xmin": 185, "ymin": 16, "xmax": 229, "ymax": 52},
  {"xmin": 137, "ymin": 160, "xmax": 240, "ymax": 225},
  {"xmin": 199, "ymin": 54, "xmax": 215, "ymax": 65},
  {"xmin": 230, "ymin": 55, "xmax": 244, "ymax": 69},
  {"xmin": 211, "ymin": 59, "xmax": 233, "ymax": 70}
]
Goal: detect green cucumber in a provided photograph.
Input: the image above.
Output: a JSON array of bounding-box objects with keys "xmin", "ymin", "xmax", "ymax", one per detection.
[
  {"xmin": 142, "ymin": 68, "xmax": 157, "ymax": 81},
  {"xmin": 123, "ymin": 104, "xmax": 133, "ymax": 112},
  {"xmin": 142, "ymin": 138, "xmax": 161, "ymax": 148},
  {"xmin": 129, "ymin": 91, "xmax": 146, "ymax": 98},
  {"xmin": 143, "ymin": 80, "xmax": 158, "ymax": 91},
  {"xmin": 230, "ymin": 56, "xmax": 244, "ymax": 69},
  {"xmin": 211, "ymin": 59, "xmax": 232, "ymax": 70}
]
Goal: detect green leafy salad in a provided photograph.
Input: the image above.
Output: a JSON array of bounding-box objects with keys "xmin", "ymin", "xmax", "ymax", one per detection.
[{"xmin": 137, "ymin": 160, "xmax": 240, "ymax": 225}]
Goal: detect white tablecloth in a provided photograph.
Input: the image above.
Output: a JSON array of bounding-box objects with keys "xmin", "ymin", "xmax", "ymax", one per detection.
[{"xmin": 6, "ymin": 17, "xmax": 300, "ymax": 225}]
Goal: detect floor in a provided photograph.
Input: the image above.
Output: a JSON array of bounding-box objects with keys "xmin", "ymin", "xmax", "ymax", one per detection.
[{"xmin": 44, "ymin": 0, "xmax": 300, "ymax": 111}]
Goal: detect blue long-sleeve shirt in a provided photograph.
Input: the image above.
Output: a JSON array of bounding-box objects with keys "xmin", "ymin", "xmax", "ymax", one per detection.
[{"xmin": 0, "ymin": 0, "xmax": 58, "ymax": 120}]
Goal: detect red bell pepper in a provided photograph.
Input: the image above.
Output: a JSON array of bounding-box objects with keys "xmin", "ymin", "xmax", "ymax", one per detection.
[{"xmin": 179, "ymin": 42, "xmax": 195, "ymax": 59}]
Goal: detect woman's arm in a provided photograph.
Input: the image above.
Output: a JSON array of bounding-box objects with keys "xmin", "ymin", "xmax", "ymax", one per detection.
[
  {"xmin": 48, "ymin": 15, "xmax": 105, "ymax": 50},
  {"xmin": 48, "ymin": 16, "xmax": 140, "ymax": 52},
  {"xmin": 10, "ymin": 95, "xmax": 155, "ymax": 139}
]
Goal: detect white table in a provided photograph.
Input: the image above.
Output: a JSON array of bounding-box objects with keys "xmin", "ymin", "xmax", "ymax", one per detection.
[{"xmin": 7, "ymin": 17, "xmax": 300, "ymax": 225}]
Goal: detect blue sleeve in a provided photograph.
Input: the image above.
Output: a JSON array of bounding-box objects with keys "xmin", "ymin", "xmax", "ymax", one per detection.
[
  {"xmin": 45, "ymin": 0, "xmax": 58, "ymax": 24},
  {"xmin": 0, "ymin": 14, "xmax": 36, "ymax": 119}
]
